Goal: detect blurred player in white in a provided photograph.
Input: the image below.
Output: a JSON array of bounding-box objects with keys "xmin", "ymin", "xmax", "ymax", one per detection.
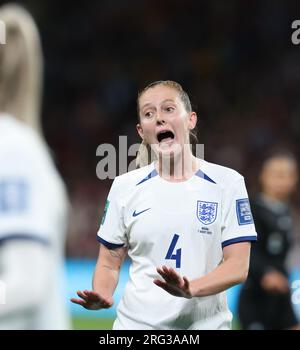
[
  {"xmin": 0, "ymin": 4, "xmax": 71, "ymax": 329},
  {"xmin": 72, "ymin": 80, "xmax": 257, "ymax": 330}
]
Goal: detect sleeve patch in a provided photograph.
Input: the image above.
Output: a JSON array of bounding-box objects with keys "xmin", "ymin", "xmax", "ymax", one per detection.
[
  {"xmin": 236, "ymin": 198, "xmax": 253, "ymax": 225},
  {"xmin": 101, "ymin": 199, "xmax": 110, "ymax": 225}
]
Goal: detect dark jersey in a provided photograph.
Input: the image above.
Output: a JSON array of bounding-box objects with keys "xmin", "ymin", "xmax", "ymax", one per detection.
[
  {"xmin": 238, "ymin": 194, "xmax": 298, "ymax": 329},
  {"xmin": 246, "ymin": 194, "xmax": 294, "ymax": 286}
]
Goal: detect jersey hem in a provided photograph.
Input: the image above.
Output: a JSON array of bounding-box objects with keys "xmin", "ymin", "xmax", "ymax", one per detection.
[
  {"xmin": 221, "ymin": 235, "xmax": 257, "ymax": 248},
  {"xmin": 97, "ymin": 235, "xmax": 125, "ymax": 249}
]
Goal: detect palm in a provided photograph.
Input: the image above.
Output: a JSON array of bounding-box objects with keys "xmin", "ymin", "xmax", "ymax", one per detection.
[
  {"xmin": 153, "ymin": 265, "xmax": 192, "ymax": 299},
  {"xmin": 70, "ymin": 290, "xmax": 113, "ymax": 310}
]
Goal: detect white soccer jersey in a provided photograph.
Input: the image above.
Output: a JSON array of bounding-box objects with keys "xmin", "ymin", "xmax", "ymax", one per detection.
[
  {"xmin": 0, "ymin": 114, "xmax": 70, "ymax": 329},
  {"xmin": 97, "ymin": 160, "xmax": 257, "ymax": 330}
]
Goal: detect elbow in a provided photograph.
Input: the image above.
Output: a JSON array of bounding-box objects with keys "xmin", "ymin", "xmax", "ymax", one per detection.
[
  {"xmin": 235, "ymin": 264, "xmax": 249, "ymax": 284},
  {"xmin": 229, "ymin": 258, "xmax": 249, "ymax": 285},
  {"xmin": 237, "ymin": 269, "xmax": 248, "ymax": 284}
]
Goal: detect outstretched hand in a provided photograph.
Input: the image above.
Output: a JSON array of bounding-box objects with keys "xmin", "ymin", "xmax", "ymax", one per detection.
[
  {"xmin": 70, "ymin": 290, "xmax": 113, "ymax": 310},
  {"xmin": 153, "ymin": 265, "xmax": 193, "ymax": 299}
]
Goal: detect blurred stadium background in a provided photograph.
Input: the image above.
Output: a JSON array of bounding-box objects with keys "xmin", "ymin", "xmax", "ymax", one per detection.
[{"xmin": 3, "ymin": 0, "xmax": 300, "ymax": 329}]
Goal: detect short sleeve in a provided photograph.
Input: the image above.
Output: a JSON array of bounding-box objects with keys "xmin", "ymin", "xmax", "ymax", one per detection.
[
  {"xmin": 221, "ymin": 177, "xmax": 257, "ymax": 248},
  {"xmin": 0, "ymin": 148, "xmax": 52, "ymax": 245},
  {"xmin": 97, "ymin": 178, "xmax": 127, "ymax": 249}
]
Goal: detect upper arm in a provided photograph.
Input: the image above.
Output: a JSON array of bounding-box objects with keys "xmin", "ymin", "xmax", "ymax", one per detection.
[
  {"xmin": 223, "ymin": 242, "xmax": 251, "ymax": 265},
  {"xmin": 223, "ymin": 242, "xmax": 251, "ymax": 278},
  {"xmin": 96, "ymin": 243, "xmax": 128, "ymax": 272},
  {"xmin": 223, "ymin": 242, "xmax": 252, "ymax": 282},
  {"xmin": 97, "ymin": 178, "xmax": 128, "ymax": 248}
]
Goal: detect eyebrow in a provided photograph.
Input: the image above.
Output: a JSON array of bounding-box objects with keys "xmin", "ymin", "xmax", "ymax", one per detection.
[{"xmin": 141, "ymin": 99, "xmax": 176, "ymax": 111}]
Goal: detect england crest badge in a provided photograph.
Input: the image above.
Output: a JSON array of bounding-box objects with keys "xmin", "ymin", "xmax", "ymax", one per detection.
[{"xmin": 197, "ymin": 201, "xmax": 218, "ymax": 225}]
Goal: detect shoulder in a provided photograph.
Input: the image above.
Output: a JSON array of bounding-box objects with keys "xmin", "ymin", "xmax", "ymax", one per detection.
[
  {"xmin": 0, "ymin": 115, "xmax": 65, "ymax": 192},
  {"xmin": 112, "ymin": 163, "xmax": 155, "ymax": 191},
  {"xmin": 0, "ymin": 115, "xmax": 53, "ymax": 169},
  {"xmin": 201, "ymin": 160, "xmax": 244, "ymax": 188}
]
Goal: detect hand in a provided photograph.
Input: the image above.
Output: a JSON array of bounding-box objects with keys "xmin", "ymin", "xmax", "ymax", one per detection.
[
  {"xmin": 261, "ymin": 270, "xmax": 289, "ymax": 294},
  {"xmin": 70, "ymin": 290, "xmax": 113, "ymax": 310},
  {"xmin": 153, "ymin": 265, "xmax": 193, "ymax": 299}
]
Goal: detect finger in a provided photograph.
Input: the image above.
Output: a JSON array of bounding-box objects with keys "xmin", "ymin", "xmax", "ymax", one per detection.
[
  {"xmin": 162, "ymin": 267, "xmax": 181, "ymax": 284},
  {"xmin": 84, "ymin": 289, "xmax": 99, "ymax": 296},
  {"xmin": 157, "ymin": 268, "xmax": 170, "ymax": 279},
  {"xmin": 157, "ymin": 270, "xmax": 174, "ymax": 284},
  {"xmin": 70, "ymin": 298, "xmax": 86, "ymax": 306},
  {"xmin": 163, "ymin": 266, "xmax": 177, "ymax": 278},
  {"xmin": 154, "ymin": 280, "xmax": 181, "ymax": 296},
  {"xmin": 156, "ymin": 267, "xmax": 165, "ymax": 275},
  {"xmin": 153, "ymin": 279, "xmax": 166, "ymax": 287},
  {"xmin": 77, "ymin": 290, "xmax": 89, "ymax": 300},
  {"xmin": 83, "ymin": 290, "xmax": 99, "ymax": 299},
  {"xmin": 162, "ymin": 265, "xmax": 171, "ymax": 274},
  {"xmin": 169, "ymin": 267, "xmax": 179, "ymax": 277},
  {"xmin": 183, "ymin": 276, "xmax": 190, "ymax": 288},
  {"xmin": 168, "ymin": 268, "xmax": 181, "ymax": 282}
]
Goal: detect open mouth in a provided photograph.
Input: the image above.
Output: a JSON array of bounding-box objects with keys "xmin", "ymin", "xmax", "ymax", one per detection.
[{"xmin": 157, "ymin": 130, "xmax": 175, "ymax": 143}]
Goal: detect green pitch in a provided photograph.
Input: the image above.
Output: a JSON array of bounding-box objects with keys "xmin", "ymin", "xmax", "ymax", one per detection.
[
  {"xmin": 72, "ymin": 317, "xmax": 241, "ymax": 330},
  {"xmin": 72, "ymin": 317, "xmax": 114, "ymax": 330}
]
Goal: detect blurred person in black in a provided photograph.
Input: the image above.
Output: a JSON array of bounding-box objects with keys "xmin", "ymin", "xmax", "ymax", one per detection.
[{"xmin": 238, "ymin": 150, "xmax": 300, "ymax": 330}]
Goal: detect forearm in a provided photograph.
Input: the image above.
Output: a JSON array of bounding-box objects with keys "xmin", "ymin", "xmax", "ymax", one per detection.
[
  {"xmin": 190, "ymin": 257, "xmax": 248, "ymax": 297},
  {"xmin": 92, "ymin": 263, "xmax": 119, "ymax": 298},
  {"xmin": 92, "ymin": 245, "xmax": 126, "ymax": 298}
]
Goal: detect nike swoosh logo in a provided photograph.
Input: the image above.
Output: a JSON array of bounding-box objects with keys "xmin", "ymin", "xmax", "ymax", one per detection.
[{"xmin": 133, "ymin": 208, "xmax": 151, "ymax": 217}]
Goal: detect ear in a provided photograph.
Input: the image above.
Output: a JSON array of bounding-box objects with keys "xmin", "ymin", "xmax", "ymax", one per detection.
[
  {"xmin": 188, "ymin": 112, "xmax": 197, "ymax": 130},
  {"xmin": 136, "ymin": 123, "xmax": 144, "ymax": 140}
]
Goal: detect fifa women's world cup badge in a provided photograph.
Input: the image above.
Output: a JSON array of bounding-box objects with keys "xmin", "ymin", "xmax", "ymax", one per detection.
[{"xmin": 101, "ymin": 200, "xmax": 110, "ymax": 226}]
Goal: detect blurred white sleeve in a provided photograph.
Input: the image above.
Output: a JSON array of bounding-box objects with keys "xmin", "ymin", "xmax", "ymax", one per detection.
[{"xmin": 0, "ymin": 239, "xmax": 51, "ymax": 319}]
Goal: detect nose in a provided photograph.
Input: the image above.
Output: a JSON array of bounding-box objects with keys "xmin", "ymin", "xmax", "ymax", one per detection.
[{"xmin": 156, "ymin": 111, "xmax": 165, "ymax": 125}]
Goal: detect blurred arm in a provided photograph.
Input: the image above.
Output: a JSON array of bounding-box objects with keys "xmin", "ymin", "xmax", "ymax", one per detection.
[{"xmin": 0, "ymin": 239, "xmax": 50, "ymax": 318}]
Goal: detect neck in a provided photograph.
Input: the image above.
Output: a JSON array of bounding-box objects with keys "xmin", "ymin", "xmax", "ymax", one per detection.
[{"xmin": 156, "ymin": 147, "xmax": 199, "ymax": 182}]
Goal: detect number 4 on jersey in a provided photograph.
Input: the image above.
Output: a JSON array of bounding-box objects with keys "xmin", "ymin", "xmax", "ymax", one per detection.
[{"xmin": 165, "ymin": 234, "xmax": 181, "ymax": 268}]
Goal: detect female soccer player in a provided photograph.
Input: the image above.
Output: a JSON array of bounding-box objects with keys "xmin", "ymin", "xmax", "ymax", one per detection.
[
  {"xmin": 238, "ymin": 151, "xmax": 300, "ymax": 330},
  {"xmin": 0, "ymin": 4, "xmax": 70, "ymax": 329},
  {"xmin": 71, "ymin": 80, "xmax": 257, "ymax": 330}
]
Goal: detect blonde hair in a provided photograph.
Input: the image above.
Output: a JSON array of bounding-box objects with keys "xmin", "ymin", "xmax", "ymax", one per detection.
[
  {"xmin": 136, "ymin": 80, "xmax": 198, "ymax": 168},
  {"xmin": 0, "ymin": 3, "xmax": 43, "ymax": 134}
]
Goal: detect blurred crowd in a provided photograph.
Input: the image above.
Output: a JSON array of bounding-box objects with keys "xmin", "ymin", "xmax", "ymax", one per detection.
[{"xmin": 14, "ymin": 0, "xmax": 300, "ymax": 261}]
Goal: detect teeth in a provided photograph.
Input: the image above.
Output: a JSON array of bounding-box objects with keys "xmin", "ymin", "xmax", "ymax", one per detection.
[{"xmin": 160, "ymin": 137, "xmax": 172, "ymax": 143}]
